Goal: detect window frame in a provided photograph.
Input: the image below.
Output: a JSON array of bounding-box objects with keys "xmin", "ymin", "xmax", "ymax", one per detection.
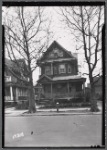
[
  {"xmin": 54, "ymin": 66, "xmax": 57, "ymax": 74},
  {"xmin": 59, "ymin": 64, "xmax": 66, "ymax": 74},
  {"xmin": 45, "ymin": 66, "xmax": 51, "ymax": 75},
  {"xmin": 68, "ymin": 64, "xmax": 71, "ymax": 73}
]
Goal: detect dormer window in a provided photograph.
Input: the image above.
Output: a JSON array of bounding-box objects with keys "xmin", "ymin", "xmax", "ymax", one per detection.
[
  {"xmin": 59, "ymin": 64, "xmax": 66, "ymax": 74},
  {"xmin": 45, "ymin": 66, "xmax": 51, "ymax": 75}
]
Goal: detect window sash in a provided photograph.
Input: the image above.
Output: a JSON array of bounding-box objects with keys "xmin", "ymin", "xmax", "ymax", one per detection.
[
  {"xmin": 54, "ymin": 67, "xmax": 57, "ymax": 74},
  {"xmin": 59, "ymin": 64, "xmax": 66, "ymax": 73},
  {"xmin": 68, "ymin": 65, "xmax": 71, "ymax": 73},
  {"xmin": 45, "ymin": 66, "xmax": 51, "ymax": 75}
]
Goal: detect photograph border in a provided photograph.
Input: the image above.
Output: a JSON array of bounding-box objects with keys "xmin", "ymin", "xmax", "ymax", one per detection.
[{"xmin": 1, "ymin": 0, "xmax": 106, "ymax": 149}]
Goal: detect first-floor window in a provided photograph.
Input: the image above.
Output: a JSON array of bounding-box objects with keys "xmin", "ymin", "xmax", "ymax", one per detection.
[{"xmin": 59, "ymin": 64, "xmax": 66, "ymax": 74}]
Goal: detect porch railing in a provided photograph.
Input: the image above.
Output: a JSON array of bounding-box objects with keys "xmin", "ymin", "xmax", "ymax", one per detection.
[{"xmin": 43, "ymin": 91, "xmax": 84, "ymax": 99}]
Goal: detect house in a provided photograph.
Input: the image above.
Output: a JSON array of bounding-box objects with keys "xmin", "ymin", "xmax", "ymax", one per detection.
[
  {"xmin": 4, "ymin": 58, "xmax": 29, "ymax": 104},
  {"xmin": 35, "ymin": 41, "xmax": 86, "ymax": 103},
  {"xmin": 87, "ymin": 76, "xmax": 102, "ymax": 100},
  {"xmin": 94, "ymin": 76, "xmax": 102, "ymax": 97}
]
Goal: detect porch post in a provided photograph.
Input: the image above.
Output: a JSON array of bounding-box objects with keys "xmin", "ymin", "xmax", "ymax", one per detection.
[
  {"xmin": 16, "ymin": 87, "xmax": 18, "ymax": 102},
  {"xmin": 51, "ymin": 83, "xmax": 53, "ymax": 99},
  {"xmin": 83, "ymin": 82, "xmax": 85, "ymax": 94},
  {"xmin": 10, "ymin": 86, "xmax": 13, "ymax": 101},
  {"xmin": 83, "ymin": 82, "xmax": 86, "ymax": 102},
  {"xmin": 51, "ymin": 62, "xmax": 53, "ymax": 75},
  {"xmin": 67, "ymin": 82, "xmax": 69, "ymax": 96},
  {"xmin": 38, "ymin": 87, "xmax": 40, "ymax": 101}
]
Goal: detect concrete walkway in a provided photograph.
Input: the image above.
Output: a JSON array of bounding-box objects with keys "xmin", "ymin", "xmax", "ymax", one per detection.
[{"xmin": 5, "ymin": 107, "xmax": 27, "ymax": 116}]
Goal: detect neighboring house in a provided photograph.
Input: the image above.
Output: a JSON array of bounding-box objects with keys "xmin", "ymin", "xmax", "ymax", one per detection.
[
  {"xmin": 87, "ymin": 76, "xmax": 102, "ymax": 99},
  {"xmin": 94, "ymin": 76, "xmax": 102, "ymax": 97},
  {"xmin": 35, "ymin": 41, "xmax": 86, "ymax": 102},
  {"xmin": 4, "ymin": 58, "xmax": 29, "ymax": 103}
]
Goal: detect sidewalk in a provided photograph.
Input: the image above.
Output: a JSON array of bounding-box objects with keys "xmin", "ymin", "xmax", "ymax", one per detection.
[
  {"xmin": 5, "ymin": 107, "xmax": 27, "ymax": 116},
  {"xmin": 5, "ymin": 106, "xmax": 102, "ymax": 117}
]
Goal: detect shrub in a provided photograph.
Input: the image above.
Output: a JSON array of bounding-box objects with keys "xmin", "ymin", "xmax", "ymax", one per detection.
[
  {"xmin": 90, "ymin": 100, "xmax": 100, "ymax": 112},
  {"xmin": 5, "ymin": 101, "xmax": 17, "ymax": 108},
  {"xmin": 71, "ymin": 97, "xmax": 83, "ymax": 103},
  {"xmin": 81, "ymin": 102, "xmax": 91, "ymax": 107},
  {"xmin": 18, "ymin": 96, "xmax": 28, "ymax": 101},
  {"xmin": 15, "ymin": 100, "xmax": 29, "ymax": 110},
  {"xmin": 85, "ymin": 92, "xmax": 91, "ymax": 102},
  {"xmin": 95, "ymin": 93, "xmax": 102, "ymax": 101}
]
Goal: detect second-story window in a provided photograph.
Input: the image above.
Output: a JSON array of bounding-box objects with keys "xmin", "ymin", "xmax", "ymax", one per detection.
[
  {"xmin": 68, "ymin": 64, "xmax": 71, "ymax": 73},
  {"xmin": 45, "ymin": 66, "xmax": 51, "ymax": 75},
  {"xmin": 54, "ymin": 66, "xmax": 57, "ymax": 74},
  {"xmin": 59, "ymin": 64, "xmax": 66, "ymax": 74}
]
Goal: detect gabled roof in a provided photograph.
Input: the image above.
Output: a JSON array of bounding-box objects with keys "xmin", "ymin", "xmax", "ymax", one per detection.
[
  {"xmin": 5, "ymin": 58, "xmax": 28, "ymax": 75},
  {"xmin": 5, "ymin": 58, "xmax": 14, "ymax": 68},
  {"xmin": 5, "ymin": 58, "xmax": 25, "ymax": 67},
  {"xmin": 37, "ymin": 74, "xmax": 86, "ymax": 83},
  {"xmin": 37, "ymin": 41, "xmax": 75, "ymax": 62},
  {"xmin": 87, "ymin": 75, "xmax": 102, "ymax": 87},
  {"xmin": 93, "ymin": 76, "xmax": 102, "ymax": 86},
  {"xmin": 52, "ymin": 41, "xmax": 73, "ymax": 57},
  {"xmin": 37, "ymin": 74, "xmax": 52, "ymax": 83}
]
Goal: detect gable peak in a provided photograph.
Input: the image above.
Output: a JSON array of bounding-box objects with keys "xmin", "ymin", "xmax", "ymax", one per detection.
[{"xmin": 37, "ymin": 40, "xmax": 76, "ymax": 62}]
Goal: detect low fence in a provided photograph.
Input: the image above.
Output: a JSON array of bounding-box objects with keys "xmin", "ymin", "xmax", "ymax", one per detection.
[
  {"xmin": 18, "ymin": 96, "xmax": 28, "ymax": 101},
  {"xmin": 39, "ymin": 91, "xmax": 84, "ymax": 99}
]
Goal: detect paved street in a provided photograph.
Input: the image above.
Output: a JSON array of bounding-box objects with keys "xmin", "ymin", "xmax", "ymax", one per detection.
[{"xmin": 4, "ymin": 114, "xmax": 102, "ymax": 147}]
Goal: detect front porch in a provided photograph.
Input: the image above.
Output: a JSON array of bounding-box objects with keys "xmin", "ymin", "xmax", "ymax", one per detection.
[
  {"xmin": 5, "ymin": 85, "xmax": 29, "ymax": 103},
  {"xmin": 39, "ymin": 81, "xmax": 85, "ymax": 101}
]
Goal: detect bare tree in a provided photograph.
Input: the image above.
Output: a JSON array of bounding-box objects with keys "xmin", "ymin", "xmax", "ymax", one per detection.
[
  {"xmin": 60, "ymin": 6, "xmax": 104, "ymax": 111},
  {"xmin": 3, "ymin": 6, "xmax": 52, "ymax": 113}
]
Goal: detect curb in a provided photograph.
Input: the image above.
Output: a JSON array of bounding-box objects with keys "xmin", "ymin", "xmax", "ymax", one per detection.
[
  {"xmin": 21, "ymin": 113, "xmax": 102, "ymax": 117},
  {"xmin": 5, "ymin": 111, "xmax": 102, "ymax": 117}
]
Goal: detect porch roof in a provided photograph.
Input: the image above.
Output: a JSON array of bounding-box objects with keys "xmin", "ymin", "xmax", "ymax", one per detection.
[
  {"xmin": 53, "ymin": 75, "xmax": 86, "ymax": 82},
  {"xmin": 5, "ymin": 82, "xmax": 29, "ymax": 88},
  {"xmin": 37, "ymin": 74, "xmax": 86, "ymax": 83},
  {"xmin": 39, "ymin": 58, "xmax": 76, "ymax": 64}
]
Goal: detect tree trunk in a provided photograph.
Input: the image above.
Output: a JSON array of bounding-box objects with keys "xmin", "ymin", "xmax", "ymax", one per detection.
[
  {"xmin": 90, "ymin": 77, "xmax": 99, "ymax": 112},
  {"xmin": 28, "ymin": 73, "xmax": 36, "ymax": 113}
]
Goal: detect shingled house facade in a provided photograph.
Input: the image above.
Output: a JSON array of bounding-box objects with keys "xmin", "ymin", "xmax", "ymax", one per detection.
[
  {"xmin": 36, "ymin": 41, "xmax": 86, "ymax": 102},
  {"xmin": 5, "ymin": 59, "xmax": 29, "ymax": 104}
]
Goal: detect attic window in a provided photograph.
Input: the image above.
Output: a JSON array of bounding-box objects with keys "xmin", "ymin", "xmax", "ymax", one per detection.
[
  {"xmin": 53, "ymin": 48, "xmax": 63, "ymax": 57},
  {"xmin": 49, "ymin": 53, "xmax": 54, "ymax": 58},
  {"xmin": 54, "ymin": 52, "xmax": 58, "ymax": 58}
]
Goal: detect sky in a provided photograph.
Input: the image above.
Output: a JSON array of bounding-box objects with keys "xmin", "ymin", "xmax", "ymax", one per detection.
[
  {"xmin": 2, "ymin": 6, "xmax": 104, "ymax": 86},
  {"xmin": 32, "ymin": 6, "xmax": 104, "ymax": 86},
  {"xmin": 32, "ymin": 7, "xmax": 78, "ymax": 85}
]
